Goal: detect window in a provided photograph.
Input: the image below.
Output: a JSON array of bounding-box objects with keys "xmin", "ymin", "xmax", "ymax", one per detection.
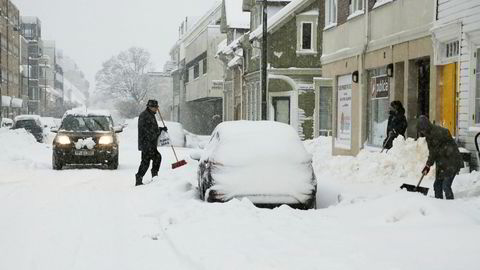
[
  {"xmin": 476, "ymin": 48, "xmax": 480, "ymax": 123},
  {"xmin": 326, "ymin": 0, "xmax": 337, "ymax": 26},
  {"xmin": 203, "ymin": 58, "xmax": 207, "ymax": 74},
  {"xmin": 367, "ymin": 68, "xmax": 390, "ymax": 147},
  {"xmin": 349, "ymin": 0, "xmax": 364, "ymax": 15},
  {"xmin": 193, "ymin": 63, "xmax": 199, "ymax": 79},
  {"xmin": 445, "ymin": 40, "xmax": 460, "ymax": 58},
  {"xmin": 301, "ymin": 23, "xmax": 313, "ymax": 50}
]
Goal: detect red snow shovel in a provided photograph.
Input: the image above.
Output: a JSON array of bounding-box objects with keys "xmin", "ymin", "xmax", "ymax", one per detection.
[
  {"xmin": 157, "ymin": 110, "xmax": 187, "ymax": 169},
  {"xmin": 400, "ymin": 173, "xmax": 429, "ymax": 196}
]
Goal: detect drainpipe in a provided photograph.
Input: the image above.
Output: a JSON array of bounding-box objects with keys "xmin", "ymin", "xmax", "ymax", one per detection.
[
  {"xmin": 360, "ymin": 0, "xmax": 370, "ymax": 149},
  {"xmin": 261, "ymin": 0, "xmax": 268, "ymax": 120}
]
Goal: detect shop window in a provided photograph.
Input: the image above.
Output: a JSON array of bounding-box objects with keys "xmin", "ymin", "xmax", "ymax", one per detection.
[
  {"xmin": 319, "ymin": 86, "xmax": 333, "ymax": 136},
  {"xmin": 476, "ymin": 48, "xmax": 480, "ymax": 124},
  {"xmin": 367, "ymin": 68, "xmax": 390, "ymax": 147},
  {"xmin": 272, "ymin": 96, "xmax": 291, "ymax": 124},
  {"xmin": 325, "ymin": 0, "xmax": 337, "ymax": 27}
]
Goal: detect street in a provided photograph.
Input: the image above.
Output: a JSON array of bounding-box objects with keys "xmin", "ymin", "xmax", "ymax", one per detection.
[{"xmin": 1, "ymin": 124, "xmax": 479, "ymax": 270}]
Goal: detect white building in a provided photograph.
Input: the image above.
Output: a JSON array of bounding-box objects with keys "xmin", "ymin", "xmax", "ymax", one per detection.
[{"xmin": 432, "ymin": 0, "xmax": 480, "ymax": 169}]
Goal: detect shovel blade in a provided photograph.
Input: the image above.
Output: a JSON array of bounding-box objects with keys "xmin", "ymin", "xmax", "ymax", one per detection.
[{"xmin": 400, "ymin": 184, "xmax": 429, "ymax": 196}]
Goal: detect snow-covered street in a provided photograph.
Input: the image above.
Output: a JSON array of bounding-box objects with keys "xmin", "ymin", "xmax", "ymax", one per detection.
[{"xmin": 1, "ymin": 123, "xmax": 480, "ymax": 270}]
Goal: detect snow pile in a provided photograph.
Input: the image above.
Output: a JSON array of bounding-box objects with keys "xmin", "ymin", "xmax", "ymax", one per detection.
[
  {"xmin": 74, "ymin": 138, "xmax": 96, "ymax": 150},
  {"xmin": 305, "ymin": 136, "xmax": 480, "ymax": 206},
  {"xmin": 0, "ymin": 128, "xmax": 51, "ymax": 171}
]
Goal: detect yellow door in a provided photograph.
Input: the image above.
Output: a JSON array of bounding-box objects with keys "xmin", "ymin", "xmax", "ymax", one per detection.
[{"xmin": 442, "ymin": 63, "xmax": 457, "ymax": 135}]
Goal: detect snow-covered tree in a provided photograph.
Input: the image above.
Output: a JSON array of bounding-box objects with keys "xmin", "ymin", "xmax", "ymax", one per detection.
[{"xmin": 95, "ymin": 47, "xmax": 154, "ymax": 118}]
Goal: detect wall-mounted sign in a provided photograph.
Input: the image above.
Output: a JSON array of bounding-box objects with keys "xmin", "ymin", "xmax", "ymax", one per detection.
[
  {"xmin": 371, "ymin": 75, "xmax": 389, "ymax": 99},
  {"xmin": 336, "ymin": 75, "xmax": 352, "ymax": 150}
]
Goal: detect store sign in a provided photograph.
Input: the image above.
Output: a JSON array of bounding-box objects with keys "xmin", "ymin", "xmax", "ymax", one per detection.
[
  {"xmin": 212, "ymin": 80, "xmax": 224, "ymax": 92},
  {"xmin": 336, "ymin": 75, "xmax": 352, "ymax": 150},
  {"xmin": 371, "ymin": 75, "xmax": 389, "ymax": 99}
]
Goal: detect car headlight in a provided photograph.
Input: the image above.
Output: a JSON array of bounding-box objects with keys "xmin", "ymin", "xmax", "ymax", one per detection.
[
  {"xmin": 56, "ymin": 135, "xmax": 71, "ymax": 145},
  {"xmin": 99, "ymin": 135, "xmax": 114, "ymax": 145}
]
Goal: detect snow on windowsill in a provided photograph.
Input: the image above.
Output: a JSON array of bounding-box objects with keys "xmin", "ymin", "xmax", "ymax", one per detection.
[
  {"xmin": 347, "ymin": 10, "xmax": 365, "ymax": 21},
  {"xmin": 296, "ymin": 50, "xmax": 318, "ymax": 56},
  {"xmin": 373, "ymin": 0, "xmax": 394, "ymax": 10},
  {"xmin": 324, "ymin": 23, "xmax": 337, "ymax": 31}
]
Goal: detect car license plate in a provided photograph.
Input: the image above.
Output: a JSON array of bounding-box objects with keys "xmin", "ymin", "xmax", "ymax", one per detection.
[{"xmin": 74, "ymin": 150, "xmax": 94, "ymax": 156}]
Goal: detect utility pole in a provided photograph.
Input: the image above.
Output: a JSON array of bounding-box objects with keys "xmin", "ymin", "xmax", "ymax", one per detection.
[{"xmin": 261, "ymin": 0, "xmax": 268, "ymax": 120}]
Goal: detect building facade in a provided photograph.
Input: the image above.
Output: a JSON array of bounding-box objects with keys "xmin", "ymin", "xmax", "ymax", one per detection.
[
  {"xmin": 0, "ymin": 0, "xmax": 21, "ymax": 119},
  {"xmin": 20, "ymin": 16, "xmax": 43, "ymax": 115},
  {"xmin": 171, "ymin": 4, "xmax": 226, "ymax": 135},
  {"xmin": 322, "ymin": 0, "xmax": 436, "ymax": 156},
  {"xmin": 432, "ymin": 0, "xmax": 480, "ymax": 169}
]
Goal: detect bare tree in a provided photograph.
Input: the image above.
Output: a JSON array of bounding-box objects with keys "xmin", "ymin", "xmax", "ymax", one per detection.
[{"xmin": 95, "ymin": 47, "xmax": 154, "ymax": 117}]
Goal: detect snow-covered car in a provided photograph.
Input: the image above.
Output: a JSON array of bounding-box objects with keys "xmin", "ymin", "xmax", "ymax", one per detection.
[
  {"xmin": 1, "ymin": 117, "xmax": 13, "ymax": 128},
  {"xmin": 12, "ymin": 115, "xmax": 45, "ymax": 142},
  {"xmin": 51, "ymin": 109, "xmax": 123, "ymax": 170},
  {"xmin": 191, "ymin": 121, "xmax": 317, "ymax": 209}
]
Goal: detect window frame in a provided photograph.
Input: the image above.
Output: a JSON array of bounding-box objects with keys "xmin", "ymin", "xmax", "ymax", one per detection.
[
  {"xmin": 349, "ymin": 0, "xmax": 364, "ymax": 16},
  {"xmin": 296, "ymin": 15, "xmax": 318, "ymax": 55},
  {"xmin": 325, "ymin": 0, "xmax": 338, "ymax": 28},
  {"xmin": 301, "ymin": 22, "xmax": 313, "ymax": 51},
  {"xmin": 475, "ymin": 48, "xmax": 480, "ymax": 124}
]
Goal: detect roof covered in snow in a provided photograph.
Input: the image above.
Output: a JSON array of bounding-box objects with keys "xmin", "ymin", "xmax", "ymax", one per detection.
[
  {"xmin": 14, "ymin": 115, "xmax": 41, "ymax": 122},
  {"xmin": 64, "ymin": 108, "xmax": 112, "ymax": 118},
  {"xmin": 250, "ymin": 0, "xmax": 315, "ymax": 40}
]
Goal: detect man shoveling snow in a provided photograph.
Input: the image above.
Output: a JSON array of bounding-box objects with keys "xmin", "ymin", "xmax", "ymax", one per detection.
[{"xmin": 417, "ymin": 115, "xmax": 463, "ymax": 200}]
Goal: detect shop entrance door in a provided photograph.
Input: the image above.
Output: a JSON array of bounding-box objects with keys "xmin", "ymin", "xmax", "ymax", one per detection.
[
  {"xmin": 272, "ymin": 96, "xmax": 291, "ymax": 124},
  {"xmin": 442, "ymin": 62, "xmax": 457, "ymax": 135},
  {"xmin": 417, "ymin": 60, "xmax": 430, "ymax": 118}
]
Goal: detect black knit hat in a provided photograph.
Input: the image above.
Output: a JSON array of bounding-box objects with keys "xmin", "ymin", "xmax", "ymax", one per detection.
[
  {"xmin": 417, "ymin": 115, "xmax": 431, "ymax": 133},
  {"xmin": 147, "ymin": 100, "xmax": 159, "ymax": 108}
]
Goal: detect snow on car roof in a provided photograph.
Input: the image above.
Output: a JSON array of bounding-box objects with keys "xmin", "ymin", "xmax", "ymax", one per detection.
[
  {"xmin": 204, "ymin": 121, "xmax": 311, "ymax": 166},
  {"xmin": 64, "ymin": 108, "xmax": 112, "ymax": 118},
  {"xmin": 14, "ymin": 115, "xmax": 41, "ymax": 122}
]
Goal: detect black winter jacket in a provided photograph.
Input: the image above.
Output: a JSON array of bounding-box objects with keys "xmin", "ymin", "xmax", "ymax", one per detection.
[
  {"xmin": 384, "ymin": 109, "xmax": 408, "ymax": 149},
  {"xmin": 425, "ymin": 125, "xmax": 463, "ymax": 172},
  {"xmin": 138, "ymin": 109, "xmax": 161, "ymax": 151}
]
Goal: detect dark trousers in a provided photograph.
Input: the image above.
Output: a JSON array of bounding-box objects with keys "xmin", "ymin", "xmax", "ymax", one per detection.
[
  {"xmin": 434, "ymin": 167, "xmax": 458, "ymax": 200},
  {"xmin": 136, "ymin": 149, "xmax": 162, "ymax": 182}
]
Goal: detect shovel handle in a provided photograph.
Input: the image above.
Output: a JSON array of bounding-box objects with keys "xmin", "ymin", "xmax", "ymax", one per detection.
[
  {"xmin": 156, "ymin": 109, "xmax": 180, "ymax": 163},
  {"xmin": 415, "ymin": 174, "xmax": 425, "ymax": 191}
]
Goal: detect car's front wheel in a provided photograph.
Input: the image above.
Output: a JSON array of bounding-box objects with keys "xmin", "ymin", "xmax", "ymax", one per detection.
[{"xmin": 52, "ymin": 154, "xmax": 63, "ymax": 170}]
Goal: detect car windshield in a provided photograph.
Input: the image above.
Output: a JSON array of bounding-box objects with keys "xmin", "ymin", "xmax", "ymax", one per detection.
[
  {"xmin": 61, "ymin": 116, "xmax": 112, "ymax": 132},
  {"xmin": 14, "ymin": 120, "xmax": 38, "ymax": 129}
]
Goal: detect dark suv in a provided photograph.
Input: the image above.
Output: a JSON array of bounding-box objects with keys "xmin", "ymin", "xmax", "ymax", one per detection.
[{"xmin": 52, "ymin": 112, "xmax": 123, "ymax": 170}]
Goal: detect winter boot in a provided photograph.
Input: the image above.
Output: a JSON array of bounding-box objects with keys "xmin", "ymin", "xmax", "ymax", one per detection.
[{"xmin": 135, "ymin": 175, "xmax": 143, "ymax": 186}]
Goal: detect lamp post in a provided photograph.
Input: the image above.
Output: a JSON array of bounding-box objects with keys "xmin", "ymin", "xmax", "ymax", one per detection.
[{"xmin": 261, "ymin": 0, "xmax": 267, "ymax": 120}]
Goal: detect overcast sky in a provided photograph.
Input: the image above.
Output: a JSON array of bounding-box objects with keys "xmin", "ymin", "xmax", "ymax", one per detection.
[{"xmin": 13, "ymin": 0, "xmax": 219, "ymax": 91}]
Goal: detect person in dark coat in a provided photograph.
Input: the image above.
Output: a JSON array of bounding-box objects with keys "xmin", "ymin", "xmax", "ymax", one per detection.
[
  {"xmin": 418, "ymin": 115, "xmax": 463, "ymax": 199},
  {"xmin": 135, "ymin": 100, "xmax": 168, "ymax": 186},
  {"xmin": 383, "ymin": 100, "xmax": 408, "ymax": 150}
]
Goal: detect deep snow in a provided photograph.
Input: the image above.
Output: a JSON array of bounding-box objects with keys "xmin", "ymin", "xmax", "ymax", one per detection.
[{"xmin": 0, "ymin": 123, "xmax": 479, "ymax": 270}]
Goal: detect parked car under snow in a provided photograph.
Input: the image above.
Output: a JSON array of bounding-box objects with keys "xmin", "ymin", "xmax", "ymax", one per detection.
[
  {"xmin": 51, "ymin": 109, "xmax": 123, "ymax": 170},
  {"xmin": 12, "ymin": 115, "xmax": 45, "ymax": 142},
  {"xmin": 191, "ymin": 121, "xmax": 317, "ymax": 209}
]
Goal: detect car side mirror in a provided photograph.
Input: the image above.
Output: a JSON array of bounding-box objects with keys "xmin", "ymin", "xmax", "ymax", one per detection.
[
  {"xmin": 114, "ymin": 126, "xmax": 123, "ymax": 133},
  {"xmin": 50, "ymin": 128, "xmax": 58, "ymax": 133},
  {"xmin": 190, "ymin": 151, "xmax": 202, "ymax": 161}
]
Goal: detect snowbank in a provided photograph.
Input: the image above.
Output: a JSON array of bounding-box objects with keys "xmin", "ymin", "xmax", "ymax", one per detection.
[{"xmin": 305, "ymin": 136, "xmax": 480, "ymax": 207}]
